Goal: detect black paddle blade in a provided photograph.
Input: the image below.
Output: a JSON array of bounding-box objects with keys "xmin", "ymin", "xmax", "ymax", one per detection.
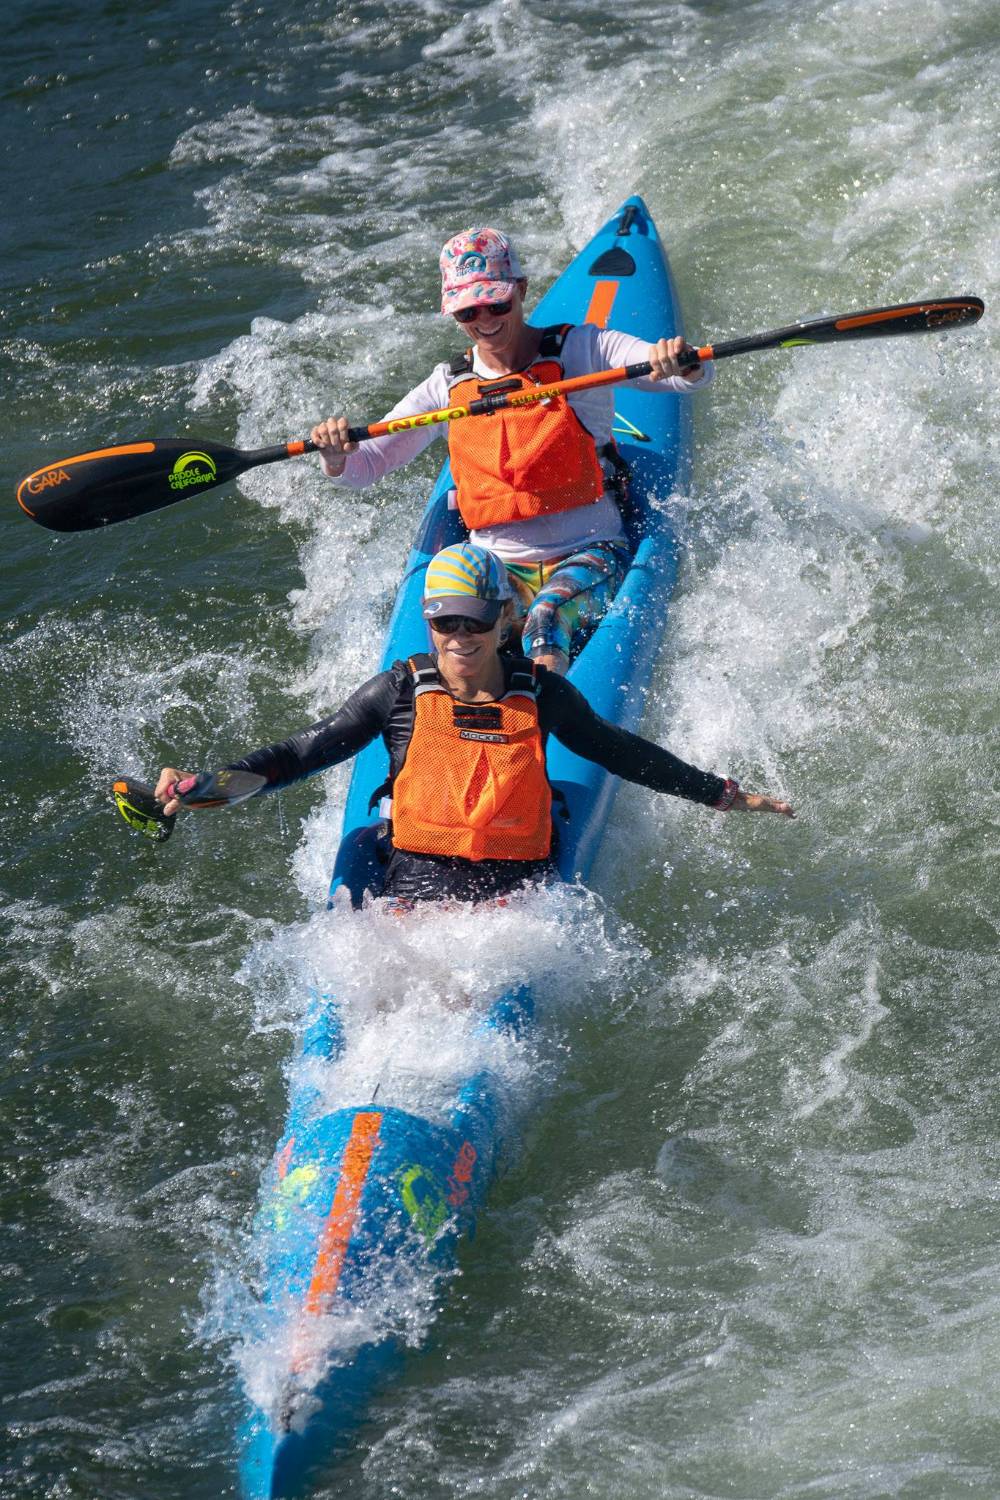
[
  {"xmin": 18, "ymin": 438, "xmax": 251, "ymax": 532},
  {"xmin": 16, "ymin": 437, "xmax": 310, "ymax": 533},
  {"xmin": 710, "ymin": 296, "xmax": 985, "ymax": 360},
  {"xmin": 172, "ymin": 768, "xmax": 267, "ymax": 808},
  {"xmin": 112, "ymin": 778, "xmax": 176, "ymax": 842},
  {"xmin": 817, "ymin": 296, "xmax": 983, "ymax": 341}
]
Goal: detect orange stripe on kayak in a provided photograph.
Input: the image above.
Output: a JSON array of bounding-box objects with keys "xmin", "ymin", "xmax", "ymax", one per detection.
[
  {"xmin": 303, "ymin": 1112, "xmax": 382, "ymax": 1316},
  {"xmin": 585, "ymin": 280, "xmax": 619, "ymax": 329},
  {"xmin": 275, "ymin": 1136, "xmax": 295, "ymax": 1181}
]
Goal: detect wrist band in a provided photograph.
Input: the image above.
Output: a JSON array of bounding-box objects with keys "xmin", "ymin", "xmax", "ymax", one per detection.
[{"xmin": 712, "ymin": 777, "xmax": 739, "ymax": 812}]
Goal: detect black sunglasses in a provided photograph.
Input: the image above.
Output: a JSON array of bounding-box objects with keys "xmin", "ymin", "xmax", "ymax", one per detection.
[
  {"xmin": 453, "ymin": 299, "xmax": 514, "ymax": 325},
  {"xmin": 428, "ymin": 615, "xmax": 497, "ymax": 635}
]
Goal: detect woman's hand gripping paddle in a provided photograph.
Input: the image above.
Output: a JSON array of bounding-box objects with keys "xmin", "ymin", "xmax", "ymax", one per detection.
[
  {"xmin": 111, "ymin": 769, "xmax": 266, "ymax": 842},
  {"xmin": 20, "ymin": 295, "xmax": 983, "ymax": 534}
]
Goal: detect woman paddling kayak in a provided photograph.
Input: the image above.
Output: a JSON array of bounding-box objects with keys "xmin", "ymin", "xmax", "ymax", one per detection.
[
  {"xmin": 309, "ymin": 227, "xmax": 713, "ymax": 675},
  {"xmin": 156, "ymin": 543, "xmax": 793, "ymax": 904}
]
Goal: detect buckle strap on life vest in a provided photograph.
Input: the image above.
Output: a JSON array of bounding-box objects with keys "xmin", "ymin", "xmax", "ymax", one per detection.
[
  {"xmin": 366, "ymin": 656, "xmax": 436, "ymax": 811},
  {"xmin": 452, "ymin": 703, "xmax": 502, "ymax": 729}
]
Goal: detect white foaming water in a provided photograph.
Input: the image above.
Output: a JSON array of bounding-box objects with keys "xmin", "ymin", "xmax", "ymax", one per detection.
[
  {"xmin": 218, "ymin": 882, "xmax": 645, "ymax": 1418},
  {"xmin": 126, "ymin": 1, "xmax": 998, "ymax": 1495},
  {"xmin": 664, "ymin": 917, "xmax": 895, "ymax": 1133},
  {"xmin": 238, "ymin": 881, "xmax": 644, "ymax": 1122}
]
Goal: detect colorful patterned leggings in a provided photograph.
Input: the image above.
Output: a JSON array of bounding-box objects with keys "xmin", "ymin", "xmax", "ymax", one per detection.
[{"xmin": 505, "ymin": 541, "xmax": 631, "ymax": 660}]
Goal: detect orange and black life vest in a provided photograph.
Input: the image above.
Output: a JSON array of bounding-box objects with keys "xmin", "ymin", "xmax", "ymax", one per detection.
[
  {"xmin": 389, "ymin": 655, "xmax": 552, "ymax": 863},
  {"xmin": 446, "ymin": 324, "xmax": 607, "ymax": 530}
]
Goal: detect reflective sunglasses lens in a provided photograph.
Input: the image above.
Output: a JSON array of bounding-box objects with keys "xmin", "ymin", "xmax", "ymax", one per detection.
[
  {"xmin": 428, "ymin": 615, "xmax": 494, "ymax": 635},
  {"xmin": 454, "ymin": 300, "xmax": 513, "ymax": 324}
]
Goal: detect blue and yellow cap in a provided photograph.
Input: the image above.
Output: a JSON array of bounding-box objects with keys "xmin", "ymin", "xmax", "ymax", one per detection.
[{"xmin": 422, "ymin": 542, "xmax": 511, "ymax": 624}]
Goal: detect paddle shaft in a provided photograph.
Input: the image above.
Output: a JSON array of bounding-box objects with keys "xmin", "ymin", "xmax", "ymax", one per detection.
[
  {"xmin": 344, "ymin": 296, "xmax": 985, "ymax": 441},
  {"xmin": 18, "ymin": 295, "xmax": 983, "ymax": 531},
  {"xmin": 342, "ymin": 361, "xmax": 654, "ymax": 442}
]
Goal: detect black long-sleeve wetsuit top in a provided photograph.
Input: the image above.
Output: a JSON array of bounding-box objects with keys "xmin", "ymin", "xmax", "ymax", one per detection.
[{"xmin": 229, "ymin": 655, "xmax": 726, "ymax": 809}]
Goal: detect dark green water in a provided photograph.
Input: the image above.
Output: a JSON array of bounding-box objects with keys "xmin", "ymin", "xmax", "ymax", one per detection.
[{"xmin": 2, "ymin": 1, "xmax": 997, "ymax": 1496}]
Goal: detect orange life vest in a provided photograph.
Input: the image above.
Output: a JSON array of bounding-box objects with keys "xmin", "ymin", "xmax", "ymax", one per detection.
[
  {"xmin": 446, "ymin": 324, "xmax": 606, "ymax": 530},
  {"xmin": 390, "ymin": 656, "xmax": 552, "ymax": 863}
]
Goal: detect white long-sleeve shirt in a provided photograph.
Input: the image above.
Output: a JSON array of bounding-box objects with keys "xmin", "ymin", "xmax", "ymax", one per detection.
[{"xmin": 323, "ymin": 325, "xmax": 714, "ymax": 563}]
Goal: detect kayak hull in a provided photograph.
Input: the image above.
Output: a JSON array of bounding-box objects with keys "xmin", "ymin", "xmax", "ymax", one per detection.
[{"xmin": 238, "ymin": 195, "xmax": 690, "ymax": 1498}]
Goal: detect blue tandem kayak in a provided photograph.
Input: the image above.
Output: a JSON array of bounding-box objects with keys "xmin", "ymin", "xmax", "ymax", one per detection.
[{"xmin": 237, "ymin": 194, "xmax": 692, "ymax": 1499}]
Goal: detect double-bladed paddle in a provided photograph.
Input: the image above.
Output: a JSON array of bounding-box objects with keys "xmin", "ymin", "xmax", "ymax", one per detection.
[
  {"xmin": 111, "ymin": 769, "xmax": 266, "ymax": 841},
  {"xmin": 18, "ymin": 295, "xmax": 984, "ymax": 533}
]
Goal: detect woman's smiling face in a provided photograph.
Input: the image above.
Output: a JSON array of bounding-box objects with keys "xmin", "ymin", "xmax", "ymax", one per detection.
[
  {"xmin": 454, "ymin": 282, "xmax": 527, "ymax": 362},
  {"xmin": 429, "ymin": 615, "xmax": 502, "ymax": 683}
]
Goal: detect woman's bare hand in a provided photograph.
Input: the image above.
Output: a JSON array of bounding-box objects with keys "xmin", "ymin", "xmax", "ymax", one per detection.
[
  {"xmin": 155, "ymin": 767, "xmax": 191, "ymax": 818},
  {"xmin": 309, "ymin": 415, "xmax": 358, "ymax": 477},
  {"xmin": 647, "ymin": 335, "xmax": 703, "ymax": 383},
  {"xmin": 731, "ymin": 790, "xmax": 796, "ymax": 818}
]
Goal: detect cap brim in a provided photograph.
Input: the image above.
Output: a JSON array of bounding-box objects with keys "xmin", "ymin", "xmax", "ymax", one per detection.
[
  {"xmin": 440, "ymin": 281, "xmax": 518, "ymax": 315},
  {"xmin": 422, "ymin": 595, "xmax": 503, "ymax": 624}
]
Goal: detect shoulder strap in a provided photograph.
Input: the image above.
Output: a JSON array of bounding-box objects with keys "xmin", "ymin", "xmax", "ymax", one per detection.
[
  {"xmin": 505, "ymin": 655, "xmax": 540, "ymax": 698},
  {"xmin": 503, "ymin": 657, "xmax": 565, "ymax": 818},
  {"xmin": 449, "ymin": 327, "xmax": 570, "ymax": 384},
  {"xmin": 407, "ymin": 652, "xmax": 444, "ymax": 694},
  {"xmin": 367, "ymin": 662, "xmax": 418, "ymax": 812},
  {"xmin": 448, "ymin": 347, "xmax": 475, "ymax": 376},
  {"xmin": 537, "ymin": 323, "xmax": 573, "ymax": 358},
  {"xmin": 410, "ymin": 652, "xmax": 539, "ymax": 699}
]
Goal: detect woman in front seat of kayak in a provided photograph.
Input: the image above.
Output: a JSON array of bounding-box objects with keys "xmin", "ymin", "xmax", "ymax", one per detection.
[
  {"xmin": 308, "ymin": 227, "xmax": 712, "ymax": 675},
  {"xmin": 156, "ymin": 543, "xmax": 793, "ymax": 906}
]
